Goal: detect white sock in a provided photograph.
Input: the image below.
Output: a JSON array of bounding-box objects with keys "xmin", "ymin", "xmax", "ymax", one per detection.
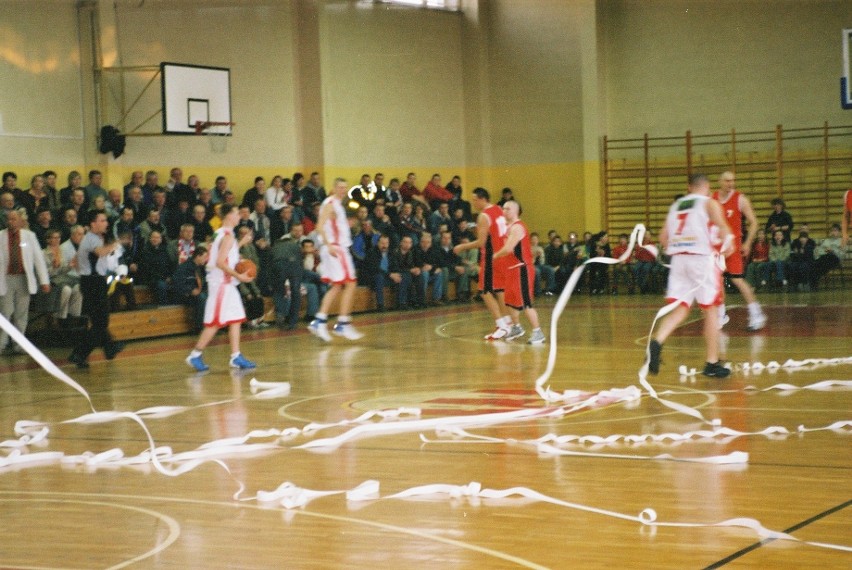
[
  {"xmin": 189, "ymin": 349, "xmax": 202, "ymax": 358},
  {"xmin": 718, "ymin": 303, "xmax": 726, "ymax": 317},
  {"xmin": 500, "ymin": 316, "xmax": 512, "ymax": 328},
  {"xmin": 315, "ymin": 312, "xmax": 328, "ymax": 322},
  {"xmin": 230, "ymin": 352, "xmax": 240, "ymax": 359},
  {"xmin": 748, "ymin": 302, "xmax": 762, "ymax": 317}
]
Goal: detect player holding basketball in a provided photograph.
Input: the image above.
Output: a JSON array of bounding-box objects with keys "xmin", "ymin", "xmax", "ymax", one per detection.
[
  {"xmin": 712, "ymin": 171, "xmax": 767, "ymax": 331},
  {"xmin": 493, "ymin": 200, "xmax": 545, "ymax": 344},
  {"xmin": 453, "ymin": 187, "xmax": 512, "ymax": 340},
  {"xmin": 648, "ymin": 173, "xmax": 734, "ymax": 378},
  {"xmin": 308, "ymin": 177, "xmax": 364, "ymax": 341},
  {"xmin": 186, "ymin": 204, "xmax": 256, "ymax": 371}
]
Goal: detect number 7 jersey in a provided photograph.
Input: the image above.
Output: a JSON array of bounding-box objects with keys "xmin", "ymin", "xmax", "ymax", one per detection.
[{"xmin": 664, "ymin": 194, "xmax": 715, "ymax": 256}]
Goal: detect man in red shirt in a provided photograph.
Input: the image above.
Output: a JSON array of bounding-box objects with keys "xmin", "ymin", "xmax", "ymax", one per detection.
[
  {"xmin": 399, "ymin": 172, "xmax": 429, "ymax": 209},
  {"xmin": 712, "ymin": 171, "xmax": 767, "ymax": 331},
  {"xmin": 454, "ymin": 187, "xmax": 511, "ymax": 340},
  {"xmin": 422, "ymin": 174, "xmax": 454, "ymax": 209}
]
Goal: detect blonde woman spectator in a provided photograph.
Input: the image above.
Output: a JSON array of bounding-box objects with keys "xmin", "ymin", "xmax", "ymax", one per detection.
[{"xmin": 43, "ymin": 228, "xmax": 82, "ymax": 324}]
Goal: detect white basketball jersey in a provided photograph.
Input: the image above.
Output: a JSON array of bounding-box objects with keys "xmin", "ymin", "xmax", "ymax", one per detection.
[
  {"xmin": 206, "ymin": 227, "xmax": 237, "ymax": 285},
  {"xmin": 665, "ymin": 194, "xmax": 714, "ymax": 256},
  {"xmin": 322, "ymin": 196, "xmax": 352, "ymax": 248}
]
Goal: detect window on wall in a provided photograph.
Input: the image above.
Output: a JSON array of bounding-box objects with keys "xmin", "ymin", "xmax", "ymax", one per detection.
[{"xmin": 377, "ymin": 0, "xmax": 461, "ymax": 11}]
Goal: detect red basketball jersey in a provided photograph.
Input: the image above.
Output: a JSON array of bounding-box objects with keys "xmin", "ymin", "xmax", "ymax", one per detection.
[
  {"xmin": 481, "ymin": 204, "xmax": 507, "ymax": 255},
  {"xmin": 712, "ymin": 190, "xmax": 743, "ymax": 240},
  {"xmin": 508, "ymin": 220, "xmax": 533, "ymax": 269},
  {"xmin": 845, "ymin": 189, "xmax": 852, "ymax": 212}
]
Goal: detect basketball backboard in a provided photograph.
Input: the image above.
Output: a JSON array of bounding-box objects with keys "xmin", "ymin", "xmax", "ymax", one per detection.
[
  {"xmin": 842, "ymin": 29, "xmax": 852, "ymax": 109},
  {"xmin": 161, "ymin": 62, "xmax": 232, "ymax": 134}
]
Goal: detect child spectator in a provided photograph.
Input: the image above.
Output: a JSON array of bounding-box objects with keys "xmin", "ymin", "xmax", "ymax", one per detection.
[
  {"xmin": 746, "ymin": 228, "xmax": 770, "ymax": 288},
  {"xmin": 765, "ymin": 229, "xmax": 790, "ymax": 287},
  {"xmin": 811, "ymin": 224, "xmax": 844, "ymax": 289},
  {"xmin": 787, "ymin": 230, "xmax": 816, "ymax": 291}
]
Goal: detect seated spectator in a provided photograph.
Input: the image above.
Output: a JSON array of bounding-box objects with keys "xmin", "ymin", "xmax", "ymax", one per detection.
[
  {"xmin": 272, "ymin": 205, "xmax": 297, "ymax": 241},
  {"xmin": 428, "ymin": 202, "xmax": 454, "ymax": 237},
  {"xmin": 42, "ymin": 170, "xmax": 59, "ymax": 211},
  {"xmin": 19, "ymin": 174, "xmax": 50, "ymax": 220},
  {"xmin": 452, "ymin": 216, "xmax": 475, "ymax": 244},
  {"xmin": 352, "ymin": 219, "xmax": 380, "ymax": 276},
  {"xmin": 166, "ymin": 197, "xmax": 193, "ymax": 240},
  {"xmin": 544, "ymin": 235, "xmax": 566, "ymax": 288},
  {"xmin": 236, "ymin": 205, "xmax": 256, "ymax": 234},
  {"xmin": 362, "ymin": 234, "xmax": 394, "ymax": 311},
  {"xmin": 497, "ymin": 187, "xmax": 514, "ymax": 207},
  {"xmin": 196, "ymin": 187, "xmax": 216, "ymax": 219},
  {"xmin": 166, "ymin": 167, "xmax": 194, "ymax": 206},
  {"xmin": 107, "ymin": 231, "xmax": 138, "ymax": 311},
  {"xmin": 745, "ymin": 228, "xmax": 770, "ymax": 288},
  {"xmin": 290, "ymin": 172, "xmax": 307, "ymax": 213},
  {"xmin": 57, "ymin": 207, "xmax": 79, "ymax": 243},
  {"xmin": 764, "ymin": 229, "xmax": 790, "ymax": 287},
  {"xmin": 31, "ymin": 209, "xmax": 54, "ymax": 248},
  {"xmin": 445, "ymin": 175, "xmax": 471, "ymax": 219},
  {"xmin": 212, "ymin": 175, "xmax": 229, "ymax": 205},
  {"xmin": 633, "ymin": 232, "xmax": 658, "ymax": 294},
  {"xmin": 265, "ymin": 175, "xmax": 289, "ymax": 218},
  {"xmin": 397, "ymin": 202, "xmax": 425, "ymax": 245},
  {"xmin": 59, "ymin": 170, "xmax": 83, "ymax": 207},
  {"xmin": 237, "ymin": 226, "xmax": 267, "ymax": 328},
  {"xmin": 169, "ymin": 223, "xmax": 198, "ymax": 267},
  {"xmin": 422, "ymin": 174, "xmax": 454, "ymax": 210},
  {"xmin": 85, "ymin": 169, "xmax": 108, "ymax": 209},
  {"xmin": 384, "ymin": 177, "xmax": 403, "ymax": 219},
  {"xmin": 529, "ymin": 232, "xmax": 555, "ymax": 295},
  {"xmin": 139, "ymin": 231, "xmax": 173, "ymax": 305},
  {"xmin": 371, "ymin": 203, "xmax": 396, "ymax": 245},
  {"xmin": 811, "ymin": 223, "xmax": 844, "ymax": 288},
  {"xmin": 349, "ymin": 174, "xmax": 378, "ymax": 211},
  {"xmin": 300, "ymin": 238, "xmax": 324, "ymax": 320},
  {"xmin": 123, "ymin": 171, "xmax": 144, "ymax": 202},
  {"xmin": 455, "ymin": 235, "xmax": 479, "ymax": 301},
  {"xmin": 352, "ymin": 205, "xmax": 370, "ymax": 235},
  {"xmin": 139, "ymin": 208, "xmax": 167, "ymax": 244},
  {"xmin": 415, "ymin": 232, "xmax": 445, "ymax": 305},
  {"xmin": 788, "ymin": 230, "xmax": 816, "ymax": 291},
  {"xmin": 105, "ymin": 189, "xmax": 123, "ymax": 222},
  {"xmin": 169, "ymin": 246, "xmax": 208, "ymax": 332},
  {"xmin": 140, "ymin": 170, "xmax": 162, "ymax": 208},
  {"xmin": 610, "ymin": 233, "xmax": 634, "ymax": 294},
  {"xmin": 300, "ymin": 173, "xmax": 322, "ymax": 213},
  {"xmin": 124, "ymin": 186, "xmax": 148, "ymax": 224},
  {"xmin": 241, "ymin": 176, "xmax": 265, "ymax": 211},
  {"xmin": 766, "ymin": 197, "xmax": 793, "ymax": 242},
  {"xmin": 390, "ymin": 235, "xmax": 423, "ymax": 309},
  {"xmin": 587, "ymin": 231, "xmax": 611, "ymax": 294},
  {"xmin": 192, "ymin": 204, "xmax": 214, "ymax": 243},
  {"xmin": 302, "ymin": 202, "xmax": 320, "ymax": 236},
  {"xmin": 68, "ymin": 188, "xmax": 89, "ymax": 226},
  {"xmin": 42, "ymin": 228, "xmax": 82, "ymax": 325},
  {"xmin": 399, "ymin": 173, "xmax": 429, "ymax": 209},
  {"xmin": 434, "ymin": 231, "xmax": 466, "ymax": 302}
]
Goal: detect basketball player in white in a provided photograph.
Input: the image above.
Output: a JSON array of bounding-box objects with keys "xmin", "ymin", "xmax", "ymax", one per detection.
[
  {"xmin": 308, "ymin": 178, "xmax": 364, "ymax": 341},
  {"xmin": 186, "ymin": 204, "xmax": 256, "ymax": 371},
  {"xmin": 648, "ymin": 173, "xmax": 734, "ymax": 378}
]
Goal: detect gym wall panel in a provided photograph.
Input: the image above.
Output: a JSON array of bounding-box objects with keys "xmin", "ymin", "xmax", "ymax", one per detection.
[
  {"xmin": 600, "ymin": 0, "xmax": 852, "ymax": 138},
  {"xmin": 0, "ymin": 0, "xmax": 85, "ymax": 167}
]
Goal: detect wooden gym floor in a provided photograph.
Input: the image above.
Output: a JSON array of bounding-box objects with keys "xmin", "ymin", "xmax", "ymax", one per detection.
[{"xmin": 0, "ymin": 289, "xmax": 849, "ymax": 569}]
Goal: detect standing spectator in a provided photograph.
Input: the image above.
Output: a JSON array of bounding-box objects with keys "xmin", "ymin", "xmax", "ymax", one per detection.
[
  {"xmin": 270, "ymin": 225, "xmax": 305, "ymax": 330},
  {"xmin": 764, "ymin": 229, "xmax": 790, "ymax": 287},
  {"xmin": 787, "ymin": 230, "xmax": 816, "ymax": 291},
  {"xmin": 139, "ymin": 231, "xmax": 173, "ymax": 305},
  {"xmin": 170, "ymin": 246, "xmax": 208, "ymax": 332},
  {"xmin": 68, "ymin": 212, "xmax": 124, "ymax": 368},
  {"xmin": 745, "ymin": 228, "xmax": 770, "ymax": 288},
  {"xmin": 811, "ymin": 224, "xmax": 844, "ymax": 288},
  {"xmin": 435, "ymin": 231, "xmax": 466, "ymax": 302},
  {"xmin": 766, "ymin": 197, "xmax": 794, "ymax": 243},
  {"xmin": 300, "ymin": 239, "xmax": 324, "ymax": 321},
  {"xmin": 0, "ymin": 210, "xmax": 50, "ymax": 354}
]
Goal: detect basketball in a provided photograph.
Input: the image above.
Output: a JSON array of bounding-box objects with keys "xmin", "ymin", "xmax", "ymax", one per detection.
[{"xmin": 235, "ymin": 259, "xmax": 257, "ymax": 280}]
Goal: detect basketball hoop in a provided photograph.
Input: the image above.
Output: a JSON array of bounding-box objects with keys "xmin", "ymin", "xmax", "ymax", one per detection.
[{"xmin": 194, "ymin": 121, "xmax": 235, "ymax": 153}]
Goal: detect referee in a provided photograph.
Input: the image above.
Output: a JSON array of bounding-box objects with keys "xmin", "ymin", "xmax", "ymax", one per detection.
[{"xmin": 68, "ymin": 212, "xmax": 124, "ymax": 368}]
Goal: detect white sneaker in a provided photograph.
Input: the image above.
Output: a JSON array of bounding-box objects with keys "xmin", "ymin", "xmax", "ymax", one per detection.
[
  {"xmin": 747, "ymin": 313, "xmax": 767, "ymax": 332},
  {"xmin": 485, "ymin": 326, "xmax": 510, "ymax": 341},
  {"xmin": 308, "ymin": 320, "xmax": 332, "ymax": 342},
  {"xmin": 333, "ymin": 323, "xmax": 364, "ymax": 340},
  {"xmin": 527, "ymin": 330, "xmax": 546, "ymax": 345},
  {"xmin": 505, "ymin": 324, "xmax": 525, "ymax": 341},
  {"xmin": 718, "ymin": 314, "xmax": 730, "ymax": 329}
]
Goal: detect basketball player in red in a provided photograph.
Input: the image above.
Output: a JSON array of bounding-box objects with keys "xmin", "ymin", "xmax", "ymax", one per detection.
[
  {"xmin": 648, "ymin": 173, "xmax": 734, "ymax": 378},
  {"xmin": 712, "ymin": 171, "xmax": 767, "ymax": 331},
  {"xmin": 493, "ymin": 200, "xmax": 545, "ymax": 344},
  {"xmin": 453, "ymin": 187, "xmax": 512, "ymax": 340},
  {"xmin": 842, "ymin": 186, "xmax": 852, "ymax": 248}
]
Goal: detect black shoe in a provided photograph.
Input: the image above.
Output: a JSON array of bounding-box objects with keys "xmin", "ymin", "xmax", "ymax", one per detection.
[
  {"xmin": 104, "ymin": 341, "xmax": 125, "ymax": 360},
  {"xmin": 648, "ymin": 340, "xmax": 662, "ymax": 375},
  {"xmin": 702, "ymin": 361, "xmax": 731, "ymax": 378},
  {"xmin": 68, "ymin": 352, "xmax": 89, "ymax": 369}
]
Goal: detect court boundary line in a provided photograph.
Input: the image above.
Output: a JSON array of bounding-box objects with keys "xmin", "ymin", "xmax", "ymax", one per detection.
[{"xmin": 703, "ymin": 498, "xmax": 852, "ymax": 568}]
